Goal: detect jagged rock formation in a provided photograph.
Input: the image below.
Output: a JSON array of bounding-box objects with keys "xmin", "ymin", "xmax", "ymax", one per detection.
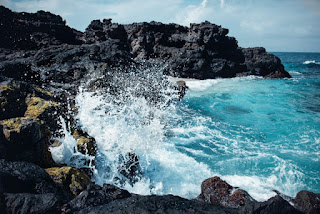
[{"xmin": 0, "ymin": 6, "xmax": 290, "ymax": 101}]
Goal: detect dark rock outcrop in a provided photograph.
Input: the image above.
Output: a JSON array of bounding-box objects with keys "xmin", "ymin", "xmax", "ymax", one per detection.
[
  {"xmin": 241, "ymin": 47, "xmax": 291, "ymax": 78},
  {"xmin": 0, "ymin": 6, "xmax": 290, "ymax": 101},
  {"xmin": 294, "ymin": 190, "xmax": 320, "ymax": 214},
  {"xmin": 76, "ymin": 194, "xmax": 238, "ymax": 214},
  {"xmin": 0, "ymin": 159, "xmax": 61, "ymax": 195},
  {"xmin": 0, "ymin": 80, "xmax": 60, "ymax": 167},
  {"xmin": 62, "ymin": 184, "xmax": 131, "ymax": 213},
  {"xmin": 3, "ymin": 193, "xmax": 61, "ymax": 214},
  {"xmin": 0, "ymin": 5, "xmax": 81, "ymax": 50},
  {"xmin": 0, "ymin": 117, "xmax": 54, "ymax": 167},
  {"xmin": 0, "ymin": 159, "xmax": 72, "ymax": 213},
  {"xmin": 240, "ymin": 195, "xmax": 302, "ymax": 214}
]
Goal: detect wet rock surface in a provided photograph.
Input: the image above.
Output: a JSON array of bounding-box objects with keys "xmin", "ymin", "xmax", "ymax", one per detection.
[
  {"xmin": 198, "ymin": 176, "xmax": 255, "ymax": 209},
  {"xmin": 197, "ymin": 176, "xmax": 305, "ymax": 214}
]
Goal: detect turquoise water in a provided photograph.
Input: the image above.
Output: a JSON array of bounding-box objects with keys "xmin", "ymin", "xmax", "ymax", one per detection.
[
  {"xmin": 52, "ymin": 52, "xmax": 320, "ymax": 201},
  {"xmin": 170, "ymin": 52, "xmax": 320, "ymax": 199}
]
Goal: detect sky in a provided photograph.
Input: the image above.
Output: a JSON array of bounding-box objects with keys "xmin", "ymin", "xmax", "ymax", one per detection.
[{"xmin": 1, "ymin": 0, "xmax": 320, "ymax": 52}]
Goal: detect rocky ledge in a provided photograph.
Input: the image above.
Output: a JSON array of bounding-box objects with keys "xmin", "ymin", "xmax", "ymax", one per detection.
[{"xmin": 0, "ymin": 6, "xmax": 317, "ymax": 214}]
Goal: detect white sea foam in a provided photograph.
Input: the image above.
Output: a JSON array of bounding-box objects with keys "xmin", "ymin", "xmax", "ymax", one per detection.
[
  {"xmin": 289, "ymin": 71, "xmax": 301, "ymax": 75},
  {"xmin": 49, "ymin": 117, "xmax": 95, "ymax": 169},
  {"xmin": 303, "ymin": 60, "xmax": 320, "ymax": 65}
]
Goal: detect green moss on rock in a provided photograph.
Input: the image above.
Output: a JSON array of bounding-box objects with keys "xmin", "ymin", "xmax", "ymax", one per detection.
[
  {"xmin": 0, "ymin": 117, "xmax": 55, "ymax": 167},
  {"xmin": 0, "ymin": 117, "xmax": 42, "ymax": 140},
  {"xmin": 45, "ymin": 166, "xmax": 92, "ymax": 197},
  {"xmin": 25, "ymin": 96, "xmax": 59, "ymax": 119},
  {"xmin": 72, "ymin": 129, "xmax": 96, "ymax": 156}
]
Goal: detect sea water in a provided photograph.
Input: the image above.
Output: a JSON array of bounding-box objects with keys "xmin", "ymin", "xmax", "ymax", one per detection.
[{"xmin": 50, "ymin": 52, "xmax": 320, "ymax": 202}]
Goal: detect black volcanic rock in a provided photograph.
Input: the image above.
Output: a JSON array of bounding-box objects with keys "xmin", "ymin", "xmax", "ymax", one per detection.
[
  {"xmin": 0, "ymin": 6, "xmax": 290, "ymax": 92},
  {"xmin": 124, "ymin": 21, "xmax": 247, "ymax": 79},
  {"xmin": 0, "ymin": 6, "xmax": 81, "ymax": 50},
  {"xmin": 62, "ymin": 184, "xmax": 131, "ymax": 213},
  {"xmin": 240, "ymin": 195, "xmax": 302, "ymax": 214},
  {"xmin": 241, "ymin": 47, "xmax": 291, "ymax": 78},
  {"xmin": 76, "ymin": 195, "xmax": 238, "ymax": 214},
  {"xmin": 3, "ymin": 193, "xmax": 61, "ymax": 214},
  {"xmin": 0, "ymin": 159, "xmax": 60, "ymax": 194}
]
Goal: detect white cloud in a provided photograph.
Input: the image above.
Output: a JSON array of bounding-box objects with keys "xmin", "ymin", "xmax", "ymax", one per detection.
[
  {"xmin": 220, "ymin": 0, "xmax": 224, "ymax": 8},
  {"xmin": 174, "ymin": 0, "xmax": 212, "ymax": 26}
]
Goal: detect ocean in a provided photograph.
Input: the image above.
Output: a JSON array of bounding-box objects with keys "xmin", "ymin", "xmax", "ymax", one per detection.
[{"xmin": 50, "ymin": 52, "xmax": 320, "ymax": 202}]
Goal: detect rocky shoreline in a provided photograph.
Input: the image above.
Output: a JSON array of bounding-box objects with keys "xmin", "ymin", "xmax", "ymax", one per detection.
[{"xmin": 0, "ymin": 6, "xmax": 319, "ymax": 214}]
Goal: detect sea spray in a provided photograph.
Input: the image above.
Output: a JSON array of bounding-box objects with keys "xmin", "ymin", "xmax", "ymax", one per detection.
[
  {"xmin": 50, "ymin": 53, "xmax": 320, "ymax": 202},
  {"xmin": 51, "ymin": 63, "xmax": 213, "ymax": 198}
]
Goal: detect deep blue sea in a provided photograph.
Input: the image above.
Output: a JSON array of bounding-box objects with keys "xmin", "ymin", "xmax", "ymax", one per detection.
[{"xmin": 51, "ymin": 52, "xmax": 320, "ymax": 201}]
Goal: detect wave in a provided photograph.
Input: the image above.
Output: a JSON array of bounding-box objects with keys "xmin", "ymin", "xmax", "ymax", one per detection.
[
  {"xmin": 49, "ymin": 63, "xmax": 317, "ymax": 201},
  {"xmin": 303, "ymin": 60, "xmax": 320, "ymax": 65}
]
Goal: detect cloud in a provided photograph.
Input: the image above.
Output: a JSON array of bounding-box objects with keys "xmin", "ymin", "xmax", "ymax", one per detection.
[
  {"xmin": 220, "ymin": 0, "xmax": 224, "ymax": 8},
  {"xmin": 174, "ymin": 0, "xmax": 212, "ymax": 26}
]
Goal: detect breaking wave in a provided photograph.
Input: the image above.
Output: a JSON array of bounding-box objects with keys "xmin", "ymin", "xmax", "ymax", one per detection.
[
  {"xmin": 303, "ymin": 60, "xmax": 320, "ymax": 65},
  {"xmin": 50, "ymin": 56, "xmax": 320, "ymax": 202}
]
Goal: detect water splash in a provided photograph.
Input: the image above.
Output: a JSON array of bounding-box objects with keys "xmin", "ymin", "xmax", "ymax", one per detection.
[{"xmin": 50, "ymin": 55, "xmax": 320, "ymax": 201}]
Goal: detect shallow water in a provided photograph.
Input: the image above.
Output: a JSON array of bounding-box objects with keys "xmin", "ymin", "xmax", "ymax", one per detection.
[{"xmin": 51, "ymin": 52, "xmax": 320, "ymax": 202}]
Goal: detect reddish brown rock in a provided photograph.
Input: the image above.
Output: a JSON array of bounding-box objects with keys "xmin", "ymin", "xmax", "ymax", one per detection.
[{"xmin": 197, "ymin": 176, "xmax": 255, "ymax": 209}]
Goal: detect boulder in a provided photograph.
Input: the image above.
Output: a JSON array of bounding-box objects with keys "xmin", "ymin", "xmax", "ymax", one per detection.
[
  {"xmin": 294, "ymin": 190, "xmax": 320, "ymax": 214},
  {"xmin": 175, "ymin": 80, "xmax": 188, "ymax": 100},
  {"xmin": 3, "ymin": 193, "xmax": 60, "ymax": 214},
  {"xmin": 45, "ymin": 166, "xmax": 92, "ymax": 197},
  {"xmin": 197, "ymin": 176, "xmax": 255, "ymax": 209},
  {"xmin": 0, "ymin": 159, "xmax": 61, "ymax": 195},
  {"xmin": 62, "ymin": 184, "xmax": 131, "ymax": 213},
  {"xmin": 0, "ymin": 117, "xmax": 55, "ymax": 167}
]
